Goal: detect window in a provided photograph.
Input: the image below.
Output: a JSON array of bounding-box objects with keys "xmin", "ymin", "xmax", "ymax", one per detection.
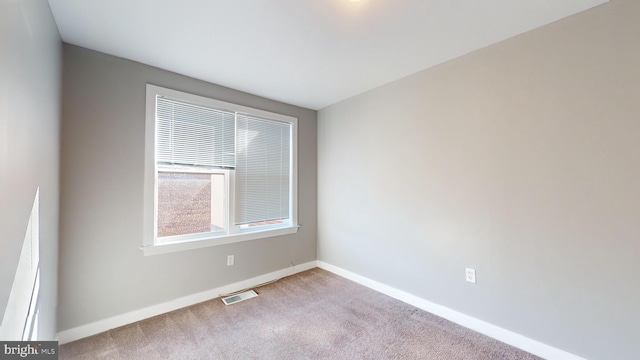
[{"xmin": 143, "ymin": 85, "xmax": 298, "ymax": 255}]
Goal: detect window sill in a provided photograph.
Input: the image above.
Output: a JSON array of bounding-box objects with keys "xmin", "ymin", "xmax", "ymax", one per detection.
[{"xmin": 140, "ymin": 225, "xmax": 299, "ymax": 256}]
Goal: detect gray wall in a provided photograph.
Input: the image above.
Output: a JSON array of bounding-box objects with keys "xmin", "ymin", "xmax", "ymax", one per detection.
[
  {"xmin": 318, "ymin": 1, "xmax": 639, "ymax": 359},
  {"xmin": 58, "ymin": 45, "xmax": 317, "ymax": 331},
  {"xmin": 0, "ymin": 0, "xmax": 62, "ymax": 339}
]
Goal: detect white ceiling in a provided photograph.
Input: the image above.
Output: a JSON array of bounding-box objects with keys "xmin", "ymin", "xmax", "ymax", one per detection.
[{"xmin": 48, "ymin": 0, "xmax": 607, "ymax": 110}]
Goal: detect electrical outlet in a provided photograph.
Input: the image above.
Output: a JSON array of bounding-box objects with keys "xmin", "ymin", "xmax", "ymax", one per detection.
[
  {"xmin": 227, "ymin": 255, "xmax": 235, "ymax": 266},
  {"xmin": 465, "ymin": 268, "xmax": 476, "ymax": 283}
]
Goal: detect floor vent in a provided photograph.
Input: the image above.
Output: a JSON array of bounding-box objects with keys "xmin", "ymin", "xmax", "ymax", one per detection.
[{"xmin": 222, "ymin": 290, "xmax": 258, "ymax": 306}]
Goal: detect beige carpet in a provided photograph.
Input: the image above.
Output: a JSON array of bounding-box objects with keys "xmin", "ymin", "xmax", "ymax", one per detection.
[{"xmin": 60, "ymin": 268, "xmax": 541, "ymax": 359}]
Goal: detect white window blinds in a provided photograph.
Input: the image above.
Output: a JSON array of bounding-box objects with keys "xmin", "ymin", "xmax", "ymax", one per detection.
[
  {"xmin": 156, "ymin": 96, "xmax": 235, "ymax": 168},
  {"xmin": 235, "ymin": 114, "xmax": 291, "ymax": 225}
]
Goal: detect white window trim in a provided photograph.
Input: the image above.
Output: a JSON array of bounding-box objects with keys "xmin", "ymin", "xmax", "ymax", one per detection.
[{"xmin": 142, "ymin": 84, "xmax": 298, "ymax": 256}]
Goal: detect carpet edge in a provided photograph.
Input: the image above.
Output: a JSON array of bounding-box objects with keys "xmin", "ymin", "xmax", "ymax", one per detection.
[
  {"xmin": 316, "ymin": 261, "xmax": 586, "ymax": 360},
  {"xmin": 56, "ymin": 260, "xmax": 318, "ymax": 344}
]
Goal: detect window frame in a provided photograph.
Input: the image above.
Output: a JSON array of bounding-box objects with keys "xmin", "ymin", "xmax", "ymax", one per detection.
[{"xmin": 143, "ymin": 84, "xmax": 298, "ymax": 256}]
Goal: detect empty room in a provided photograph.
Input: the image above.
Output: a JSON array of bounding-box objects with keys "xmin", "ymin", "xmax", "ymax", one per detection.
[{"xmin": 1, "ymin": 0, "xmax": 638, "ymax": 359}]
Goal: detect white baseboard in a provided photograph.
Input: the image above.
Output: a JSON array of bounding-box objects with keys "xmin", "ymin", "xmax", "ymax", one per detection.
[
  {"xmin": 57, "ymin": 261, "xmax": 317, "ymax": 344},
  {"xmin": 317, "ymin": 261, "xmax": 585, "ymax": 360},
  {"xmin": 58, "ymin": 260, "xmax": 586, "ymax": 360}
]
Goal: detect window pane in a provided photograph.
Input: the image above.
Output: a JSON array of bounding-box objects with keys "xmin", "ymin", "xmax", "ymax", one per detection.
[
  {"xmin": 157, "ymin": 172, "xmax": 224, "ymax": 237},
  {"xmin": 156, "ymin": 97, "xmax": 236, "ymax": 168},
  {"xmin": 235, "ymin": 114, "xmax": 290, "ymax": 225}
]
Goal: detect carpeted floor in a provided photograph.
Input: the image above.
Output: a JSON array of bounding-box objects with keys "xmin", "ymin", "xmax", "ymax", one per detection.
[{"xmin": 60, "ymin": 268, "xmax": 542, "ymax": 359}]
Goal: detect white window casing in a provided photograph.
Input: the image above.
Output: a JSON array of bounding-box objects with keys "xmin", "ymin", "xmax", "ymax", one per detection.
[{"xmin": 143, "ymin": 84, "xmax": 298, "ymax": 256}]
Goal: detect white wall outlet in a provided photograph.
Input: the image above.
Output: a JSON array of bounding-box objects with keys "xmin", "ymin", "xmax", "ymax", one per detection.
[
  {"xmin": 227, "ymin": 255, "xmax": 235, "ymax": 266},
  {"xmin": 465, "ymin": 268, "xmax": 476, "ymax": 283}
]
